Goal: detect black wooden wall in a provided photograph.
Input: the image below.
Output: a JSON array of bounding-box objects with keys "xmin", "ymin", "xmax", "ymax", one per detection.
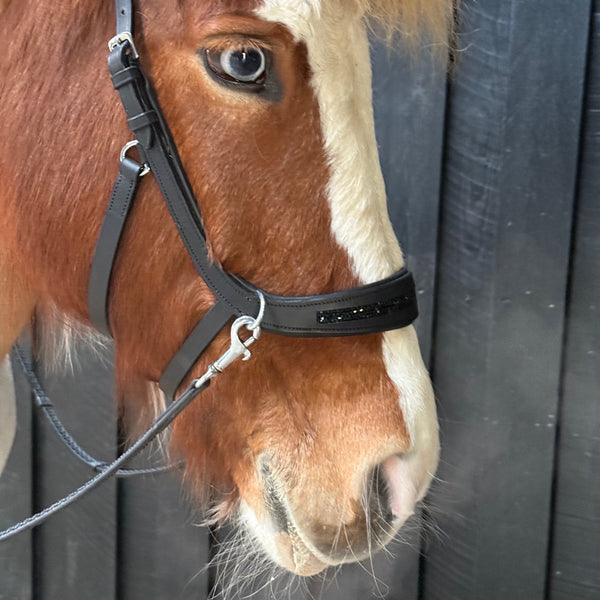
[{"xmin": 1, "ymin": 1, "xmax": 599, "ymax": 598}]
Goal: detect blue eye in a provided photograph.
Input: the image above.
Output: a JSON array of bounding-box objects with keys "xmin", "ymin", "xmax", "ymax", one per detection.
[{"xmin": 206, "ymin": 46, "xmax": 266, "ymax": 84}]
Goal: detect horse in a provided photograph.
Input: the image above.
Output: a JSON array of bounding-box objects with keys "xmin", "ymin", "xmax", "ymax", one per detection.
[{"xmin": 0, "ymin": 0, "xmax": 452, "ymax": 578}]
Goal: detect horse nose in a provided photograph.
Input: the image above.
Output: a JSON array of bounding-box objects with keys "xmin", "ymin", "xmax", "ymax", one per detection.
[{"xmin": 305, "ymin": 456, "xmax": 414, "ymax": 561}]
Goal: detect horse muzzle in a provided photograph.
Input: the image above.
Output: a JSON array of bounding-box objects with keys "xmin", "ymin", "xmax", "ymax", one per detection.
[{"xmin": 240, "ymin": 451, "xmax": 434, "ymax": 576}]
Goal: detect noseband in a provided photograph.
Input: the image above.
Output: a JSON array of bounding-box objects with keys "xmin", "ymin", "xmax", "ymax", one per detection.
[{"xmin": 0, "ymin": 0, "xmax": 419, "ymax": 541}]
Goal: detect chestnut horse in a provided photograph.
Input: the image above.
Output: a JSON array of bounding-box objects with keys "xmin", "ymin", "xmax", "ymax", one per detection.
[{"xmin": 0, "ymin": 0, "xmax": 451, "ymax": 577}]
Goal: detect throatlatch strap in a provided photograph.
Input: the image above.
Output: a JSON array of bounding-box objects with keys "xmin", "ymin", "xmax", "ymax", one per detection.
[{"xmin": 88, "ymin": 156, "xmax": 143, "ymax": 335}]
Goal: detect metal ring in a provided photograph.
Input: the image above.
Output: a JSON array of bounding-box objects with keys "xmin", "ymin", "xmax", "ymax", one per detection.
[
  {"xmin": 120, "ymin": 140, "xmax": 150, "ymax": 176},
  {"xmin": 249, "ymin": 290, "xmax": 266, "ymax": 338}
]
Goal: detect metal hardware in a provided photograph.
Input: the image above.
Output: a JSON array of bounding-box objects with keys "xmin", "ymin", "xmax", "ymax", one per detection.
[
  {"xmin": 194, "ymin": 291, "xmax": 265, "ymax": 388},
  {"xmin": 120, "ymin": 140, "xmax": 150, "ymax": 176},
  {"xmin": 108, "ymin": 31, "xmax": 139, "ymax": 59}
]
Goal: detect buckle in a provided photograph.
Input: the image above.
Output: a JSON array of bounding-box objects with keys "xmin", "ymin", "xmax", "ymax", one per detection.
[{"xmin": 108, "ymin": 32, "xmax": 139, "ymax": 60}]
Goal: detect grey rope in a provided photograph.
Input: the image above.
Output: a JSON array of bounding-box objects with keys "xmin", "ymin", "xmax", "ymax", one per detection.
[
  {"xmin": 0, "ymin": 375, "xmax": 209, "ymax": 541},
  {"xmin": 13, "ymin": 345, "xmax": 182, "ymax": 477},
  {"xmin": 1, "ymin": 297, "xmax": 265, "ymax": 541}
]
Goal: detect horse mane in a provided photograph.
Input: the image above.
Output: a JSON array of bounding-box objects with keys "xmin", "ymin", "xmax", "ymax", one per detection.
[{"xmin": 357, "ymin": 0, "xmax": 457, "ymax": 51}]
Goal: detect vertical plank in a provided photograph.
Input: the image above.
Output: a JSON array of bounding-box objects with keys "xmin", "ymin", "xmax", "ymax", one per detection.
[
  {"xmin": 0, "ymin": 348, "xmax": 33, "ymax": 600},
  {"xmin": 34, "ymin": 340, "xmax": 117, "ymax": 599},
  {"xmin": 306, "ymin": 534, "xmax": 423, "ymax": 600},
  {"xmin": 373, "ymin": 40, "xmax": 448, "ymax": 363},
  {"xmin": 548, "ymin": 3, "xmax": 600, "ymax": 598},
  {"xmin": 117, "ymin": 389, "xmax": 210, "ymax": 598},
  {"xmin": 423, "ymin": 1, "xmax": 591, "ymax": 599},
  {"xmin": 118, "ymin": 466, "xmax": 211, "ymax": 599}
]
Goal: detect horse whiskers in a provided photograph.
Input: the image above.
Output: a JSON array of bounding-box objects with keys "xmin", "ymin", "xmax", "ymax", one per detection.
[
  {"xmin": 207, "ymin": 520, "xmax": 291, "ymax": 600},
  {"xmin": 340, "ymin": 522, "xmax": 390, "ymax": 599}
]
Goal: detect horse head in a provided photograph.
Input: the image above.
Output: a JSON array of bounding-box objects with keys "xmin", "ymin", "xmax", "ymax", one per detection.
[{"xmin": 0, "ymin": 0, "xmax": 452, "ymax": 576}]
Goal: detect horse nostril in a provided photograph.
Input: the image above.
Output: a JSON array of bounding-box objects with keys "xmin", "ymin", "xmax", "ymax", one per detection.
[
  {"xmin": 368, "ymin": 464, "xmax": 393, "ymax": 519},
  {"xmin": 304, "ymin": 466, "xmax": 399, "ymax": 561},
  {"xmin": 365, "ymin": 463, "xmax": 396, "ymax": 537}
]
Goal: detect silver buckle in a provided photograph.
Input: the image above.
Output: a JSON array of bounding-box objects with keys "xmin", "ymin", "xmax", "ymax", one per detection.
[{"xmin": 108, "ymin": 32, "xmax": 139, "ymax": 60}]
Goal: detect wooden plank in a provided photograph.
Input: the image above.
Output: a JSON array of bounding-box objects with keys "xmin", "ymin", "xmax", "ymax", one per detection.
[
  {"xmin": 373, "ymin": 39, "xmax": 448, "ymax": 364},
  {"xmin": 118, "ymin": 466, "xmax": 210, "ymax": 599},
  {"xmin": 422, "ymin": 1, "xmax": 591, "ymax": 599},
  {"xmin": 34, "ymin": 340, "xmax": 118, "ymax": 599},
  {"xmin": 305, "ymin": 536, "xmax": 423, "ymax": 600},
  {"xmin": 0, "ymin": 346, "xmax": 33, "ymax": 600},
  {"xmin": 373, "ymin": 34, "xmax": 446, "ymax": 600},
  {"xmin": 548, "ymin": 4, "xmax": 600, "ymax": 598}
]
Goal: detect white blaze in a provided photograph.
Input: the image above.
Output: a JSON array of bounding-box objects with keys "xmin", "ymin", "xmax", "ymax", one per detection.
[
  {"xmin": 258, "ymin": 1, "xmax": 403, "ymax": 280},
  {"xmin": 257, "ymin": 0, "xmax": 439, "ymax": 487}
]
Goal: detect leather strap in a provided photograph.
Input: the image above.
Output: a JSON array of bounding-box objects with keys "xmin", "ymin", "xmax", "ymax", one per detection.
[
  {"xmin": 88, "ymin": 156, "xmax": 143, "ymax": 336},
  {"xmin": 115, "ymin": 0, "xmax": 133, "ymax": 36},
  {"xmin": 159, "ymin": 301, "xmax": 234, "ymax": 400}
]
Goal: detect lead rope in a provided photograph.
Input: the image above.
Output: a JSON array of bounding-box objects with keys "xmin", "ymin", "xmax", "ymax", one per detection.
[
  {"xmin": 13, "ymin": 345, "xmax": 181, "ymax": 477},
  {"xmin": 0, "ymin": 296, "xmax": 265, "ymax": 542}
]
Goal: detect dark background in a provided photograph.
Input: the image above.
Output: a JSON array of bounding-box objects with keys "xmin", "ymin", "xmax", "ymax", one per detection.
[{"xmin": 1, "ymin": 0, "xmax": 598, "ymax": 598}]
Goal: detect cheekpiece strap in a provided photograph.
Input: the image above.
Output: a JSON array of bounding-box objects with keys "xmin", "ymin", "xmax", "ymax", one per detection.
[
  {"xmin": 104, "ymin": 42, "xmax": 419, "ymax": 335},
  {"xmin": 115, "ymin": 0, "xmax": 133, "ymax": 37},
  {"xmin": 88, "ymin": 156, "xmax": 144, "ymax": 335}
]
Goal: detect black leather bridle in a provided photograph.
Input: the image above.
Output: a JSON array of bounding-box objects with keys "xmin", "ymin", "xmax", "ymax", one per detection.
[
  {"xmin": 0, "ymin": 0, "xmax": 419, "ymax": 541},
  {"xmin": 89, "ymin": 0, "xmax": 419, "ymax": 401}
]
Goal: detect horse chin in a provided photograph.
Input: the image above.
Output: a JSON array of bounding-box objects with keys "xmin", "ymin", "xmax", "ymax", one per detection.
[
  {"xmin": 239, "ymin": 498, "xmax": 330, "ymax": 576},
  {"xmin": 237, "ymin": 460, "xmax": 409, "ymax": 577},
  {"xmin": 272, "ymin": 531, "xmax": 330, "ymax": 576}
]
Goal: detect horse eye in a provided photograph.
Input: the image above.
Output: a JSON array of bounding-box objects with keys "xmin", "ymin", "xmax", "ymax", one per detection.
[{"xmin": 205, "ymin": 46, "xmax": 267, "ymax": 84}]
